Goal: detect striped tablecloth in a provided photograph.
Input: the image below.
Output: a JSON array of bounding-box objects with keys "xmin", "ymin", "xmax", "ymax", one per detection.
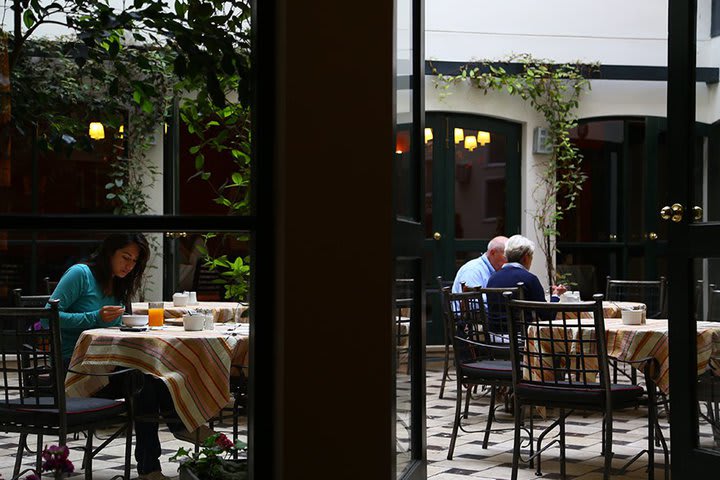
[
  {"xmin": 558, "ymin": 301, "xmax": 645, "ymax": 319},
  {"xmin": 606, "ymin": 318, "xmax": 720, "ymax": 394},
  {"xmin": 132, "ymin": 301, "xmax": 249, "ymax": 323},
  {"xmin": 65, "ymin": 325, "xmax": 249, "ymax": 431},
  {"xmin": 528, "ymin": 318, "xmax": 720, "ymax": 394}
]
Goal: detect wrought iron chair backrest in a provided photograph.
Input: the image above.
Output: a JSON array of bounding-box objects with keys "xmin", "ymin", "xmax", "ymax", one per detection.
[
  {"xmin": 708, "ymin": 284, "xmax": 720, "ymax": 322},
  {"xmin": 0, "ymin": 300, "xmax": 64, "ymax": 413},
  {"xmin": 606, "ymin": 276, "xmax": 667, "ymax": 319},
  {"xmin": 441, "ymin": 286, "xmax": 521, "ymax": 367},
  {"xmin": 504, "ymin": 293, "xmax": 611, "ymax": 396},
  {"xmin": 44, "ymin": 277, "xmax": 59, "ymax": 296},
  {"xmin": 12, "ymin": 288, "xmax": 51, "ymax": 308}
]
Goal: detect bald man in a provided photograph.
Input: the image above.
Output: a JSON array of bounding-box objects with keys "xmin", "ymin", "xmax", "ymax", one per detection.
[{"xmin": 451, "ymin": 236, "xmax": 508, "ymax": 293}]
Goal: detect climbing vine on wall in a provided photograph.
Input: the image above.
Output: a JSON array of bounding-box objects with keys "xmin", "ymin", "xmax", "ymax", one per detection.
[{"xmin": 434, "ymin": 53, "xmax": 597, "ymax": 285}]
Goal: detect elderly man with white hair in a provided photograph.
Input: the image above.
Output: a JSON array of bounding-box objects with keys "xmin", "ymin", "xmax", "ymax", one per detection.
[
  {"xmin": 451, "ymin": 235, "xmax": 508, "ymax": 293},
  {"xmin": 486, "ymin": 234, "xmax": 565, "ymax": 301}
]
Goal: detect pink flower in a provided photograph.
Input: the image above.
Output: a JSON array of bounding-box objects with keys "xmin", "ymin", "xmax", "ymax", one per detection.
[
  {"xmin": 40, "ymin": 445, "xmax": 75, "ymax": 475},
  {"xmin": 214, "ymin": 433, "xmax": 234, "ymax": 451}
]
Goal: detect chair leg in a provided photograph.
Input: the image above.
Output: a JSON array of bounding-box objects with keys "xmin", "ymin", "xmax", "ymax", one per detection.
[
  {"xmin": 482, "ymin": 385, "xmax": 497, "ymax": 449},
  {"xmin": 35, "ymin": 434, "xmax": 43, "ymax": 477},
  {"xmin": 463, "ymin": 385, "xmax": 472, "ymax": 419},
  {"xmin": 603, "ymin": 412, "xmax": 613, "ymax": 480},
  {"xmin": 447, "ymin": 380, "xmax": 464, "ymax": 460},
  {"xmin": 439, "ymin": 343, "xmax": 450, "ymax": 399},
  {"xmin": 84, "ymin": 428, "xmax": 94, "ymax": 480},
  {"xmin": 647, "ymin": 385, "xmax": 657, "ymax": 480},
  {"xmin": 125, "ymin": 419, "xmax": 134, "ymax": 480},
  {"xmin": 559, "ymin": 409, "xmax": 566, "ymax": 479},
  {"xmin": 511, "ymin": 399, "xmax": 523, "ymax": 480},
  {"xmin": 14, "ymin": 433, "xmax": 27, "ymax": 479}
]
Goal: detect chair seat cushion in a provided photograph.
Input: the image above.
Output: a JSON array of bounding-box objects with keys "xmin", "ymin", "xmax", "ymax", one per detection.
[
  {"xmin": 516, "ymin": 382, "xmax": 644, "ymax": 407},
  {"xmin": 0, "ymin": 397, "xmax": 127, "ymax": 427},
  {"xmin": 460, "ymin": 359, "xmax": 512, "ymax": 381}
]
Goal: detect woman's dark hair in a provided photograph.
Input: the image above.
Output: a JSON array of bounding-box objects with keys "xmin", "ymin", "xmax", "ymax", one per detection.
[{"xmin": 87, "ymin": 233, "xmax": 150, "ymax": 306}]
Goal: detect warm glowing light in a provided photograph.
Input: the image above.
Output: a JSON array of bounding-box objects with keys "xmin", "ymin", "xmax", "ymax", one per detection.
[
  {"xmin": 454, "ymin": 128, "xmax": 464, "ymax": 144},
  {"xmin": 88, "ymin": 122, "xmax": 105, "ymax": 140},
  {"xmin": 464, "ymin": 136, "xmax": 477, "ymax": 151},
  {"xmin": 424, "ymin": 128, "xmax": 433, "ymax": 144},
  {"xmin": 477, "ymin": 131, "xmax": 491, "ymax": 146},
  {"xmin": 118, "ymin": 125, "xmax": 124, "ymax": 139}
]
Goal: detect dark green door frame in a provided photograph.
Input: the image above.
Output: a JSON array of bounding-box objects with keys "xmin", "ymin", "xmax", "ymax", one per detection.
[{"xmin": 424, "ymin": 112, "xmax": 521, "ymax": 344}]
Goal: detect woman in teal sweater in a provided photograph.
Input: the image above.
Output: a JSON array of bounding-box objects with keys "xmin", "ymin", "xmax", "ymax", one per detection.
[
  {"xmin": 51, "ymin": 233, "xmax": 201, "ymax": 480},
  {"xmin": 51, "ymin": 234, "xmax": 147, "ymax": 360}
]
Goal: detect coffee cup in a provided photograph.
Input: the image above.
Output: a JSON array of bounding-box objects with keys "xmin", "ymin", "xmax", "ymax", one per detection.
[
  {"xmin": 183, "ymin": 314, "xmax": 204, "ymax": 331},
  {"xmin": 621, "ymin": 309, "xmax": 643, "ymax": 325}
]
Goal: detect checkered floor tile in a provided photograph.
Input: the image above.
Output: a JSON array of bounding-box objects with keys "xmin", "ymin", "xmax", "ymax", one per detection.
[{"xmin": 5, "ymin": 365, "xmax": 717, "ymax": 479}]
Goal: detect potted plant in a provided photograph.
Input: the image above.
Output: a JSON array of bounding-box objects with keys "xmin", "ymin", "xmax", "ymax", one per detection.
[{"xmin": 171, "ymin": 433, "xmax": 247, "ymax": 480}]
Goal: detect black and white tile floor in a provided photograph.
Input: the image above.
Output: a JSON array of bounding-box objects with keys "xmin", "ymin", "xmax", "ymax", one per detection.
[
  {"xmin": 7, "ymin": 366, "xmax": 718, "ymax": 479},
  {"xmin": 423, "ymin": 366, "xmax": 671, "ymax": 479}
]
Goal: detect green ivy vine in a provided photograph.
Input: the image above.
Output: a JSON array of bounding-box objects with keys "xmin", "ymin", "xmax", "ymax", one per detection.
[{"xmin": 433, "ymin": 53, "xmax": 597, "ymax": 285}]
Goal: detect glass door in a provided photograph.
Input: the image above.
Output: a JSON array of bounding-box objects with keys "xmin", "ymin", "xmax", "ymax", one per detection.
[
  {"xmin": 557, "ymin": 117, "xmax": 674, "ymax": 298},
  {"xmin": 667, "ymin": 0, "xmax": 720, "ymax": 474},
  {"xmin": 423, "ymin": 113, "xmax": 520, "ymax": 344}
]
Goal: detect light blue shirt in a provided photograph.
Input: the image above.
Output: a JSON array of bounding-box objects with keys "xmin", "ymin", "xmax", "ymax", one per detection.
[
  {"xmin": 46, "ymin": 264, "xmax": 123, "ymax": 359},
  {"xmin": 452, "ymin": 254, "xmax": 495, "ymax": 293}
]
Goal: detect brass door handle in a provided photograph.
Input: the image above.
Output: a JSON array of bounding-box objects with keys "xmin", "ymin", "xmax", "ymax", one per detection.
[
  {"xmin": 660, "ymin": 203, "xmax": 684, "ymax": 222},
  {"xmin": 433, "ymin": 232, "xmax": 442, "ymax": 241},
  {"xmin": 693, "ymin": 206, "xmax": 703, "ymax": 221}
]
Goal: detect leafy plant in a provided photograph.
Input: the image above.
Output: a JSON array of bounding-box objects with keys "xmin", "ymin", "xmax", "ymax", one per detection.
[
  {"xmin": 434, "ymin": 54, "xmax": 596, "ymax": 285},
  {"xmin": 197, "ymin": 233, "xmax": 251, "ymax": 302},
  {"xmin": 171, "ymin": 432, "xmax": 247, "ymax": 480}
]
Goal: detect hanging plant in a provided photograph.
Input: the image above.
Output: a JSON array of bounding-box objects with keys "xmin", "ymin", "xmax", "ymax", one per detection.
[{"xmin": 433, "ymin": 53, "xmax": 597, "ymax": 285}]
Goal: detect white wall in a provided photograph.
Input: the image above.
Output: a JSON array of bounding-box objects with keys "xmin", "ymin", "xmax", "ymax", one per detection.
[
  {"xmin": 426, "ymin": 0, "xmax": 720, "ymax": 287},
  {"xmin": 426, "ymin": 0, "xmax": 669, "ymax": 65}
]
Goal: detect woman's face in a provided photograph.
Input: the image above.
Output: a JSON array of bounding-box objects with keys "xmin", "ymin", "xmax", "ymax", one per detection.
[{"xmin": 110, "ymin": 243, "xmax": 141, "ymax": 278}]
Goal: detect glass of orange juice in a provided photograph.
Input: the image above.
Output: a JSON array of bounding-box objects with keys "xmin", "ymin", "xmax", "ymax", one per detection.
[{"xmin": 148, "ymin": 302, "xmax": 165, "ymax": 328}]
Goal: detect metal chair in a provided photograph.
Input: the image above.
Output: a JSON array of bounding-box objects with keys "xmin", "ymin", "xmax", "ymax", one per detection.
[
  {"xmin": 698, "ymin": 356, "xmax": 720, "ymax": 448},
  {"xmin": 436, "ymin": 276, "xmax": 454, "ymax": 399},
  {"xmin": 0, "ymin": 300, "xmax": 134, "ymax": 479},
  {"xmin": 12, "ymin": 288, "xmax": 51, "ymax": 308},
  {"xmin": 44, "ymin": 277, "xmax": 58, "ymax": 295},
  {"xmin": 505, "ymin": 293, "xmax": 668, "ymax": 480},
  {"xmin": 708, "ymin": 284, "xmax": 720, "ymax": 322},
  {"xmin": 440, "ymin": 286, "xmax": 521, "ymax": 459},
  {"xmin": 606, "ymin": 276, "xmax": 668, "ymax": 318},
  {"xmin": 606, "ymin": 277, "xmax": 668, "ymax": 384}
]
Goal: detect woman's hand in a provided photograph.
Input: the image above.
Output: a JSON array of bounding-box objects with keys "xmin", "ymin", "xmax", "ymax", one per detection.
[
  {"xmin": 99, "ymin": 305, "xmax": 125, "ymax": 323},
  {"xmin": 552, "ymin": 284, "xmax": 567, "ymax": 296}
]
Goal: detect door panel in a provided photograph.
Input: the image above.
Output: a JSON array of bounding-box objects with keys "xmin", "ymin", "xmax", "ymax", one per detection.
[
  {"xmin": 668, "ymin": 0, "xmax": 720, "ymax": 474},
  {"xmin": 423, "ymin": 113, "xmax": 520, "ymax": 344},
  {"xmin": 558, "ymin": 118, "xmax": 671, "ymax": 296}
]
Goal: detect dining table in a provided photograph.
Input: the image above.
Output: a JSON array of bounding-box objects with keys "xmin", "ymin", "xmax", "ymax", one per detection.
[
  {"xmin": 65, "ymin": 323, "xmax": 249, "ymax": 431},
  {"xmin": 132, "ymin": 301, "xmax": 249, "ymax": 324},
  {"xmin": 527, "ymin": 317, "xmax": 720, "ymax": 395},
  {"xmin": 561, "ymin": 300, "xmax": 645, "ymax": 319}
]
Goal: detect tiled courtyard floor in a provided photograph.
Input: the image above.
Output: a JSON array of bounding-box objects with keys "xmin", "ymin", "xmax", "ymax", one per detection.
[
  {"xmin": 423, "ymin": 366, "xmax": 671, "ymax": 479},
  {"xmin": 0, "ymin": 366, "xmax": 682, "ymax": 479}
]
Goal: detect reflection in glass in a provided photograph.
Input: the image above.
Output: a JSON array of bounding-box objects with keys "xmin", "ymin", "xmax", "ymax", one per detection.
[
  {"xmin": 695, "ymin": 258, "xmax": 720, "ymax": 452},
  {"xmin": 454, "ymin": 128, "xmax": 507, "ymax": 239},
  {"xmin": 394, "ymin": 277, "xmax": 413, "ymax": 474},
  {"xmin": 0, "ymin": 230, "xmax": 250, "ymax": 306}
]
